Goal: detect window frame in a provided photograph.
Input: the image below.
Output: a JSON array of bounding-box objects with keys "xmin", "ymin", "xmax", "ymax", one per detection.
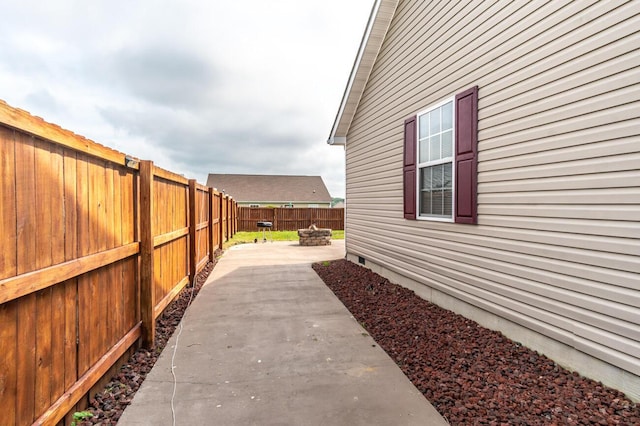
[{"xmin": 415, "ymin": 96, "xmax": 456, "ymax": 222}]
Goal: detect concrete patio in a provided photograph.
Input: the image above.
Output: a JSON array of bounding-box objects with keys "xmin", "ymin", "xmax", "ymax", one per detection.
[{"xmin": 118, "ymin": 240, "xmax": 447, "ymax": 425}]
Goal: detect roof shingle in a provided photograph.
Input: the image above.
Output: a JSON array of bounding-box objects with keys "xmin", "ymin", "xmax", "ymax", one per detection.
[{"xmin": 206, "ymin": 174, "xmax": 332, "ymax": 203}]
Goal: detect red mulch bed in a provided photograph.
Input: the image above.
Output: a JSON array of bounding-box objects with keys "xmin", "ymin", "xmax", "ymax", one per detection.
[{"xmin": 312, "ymin": 259, "xmax": 640, "ymax": 426}]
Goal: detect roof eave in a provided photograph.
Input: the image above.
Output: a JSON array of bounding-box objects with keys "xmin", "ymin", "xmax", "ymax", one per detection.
[
  {"xmin": 327, "ymin": 136, "xmax": 346, "ymax": 146},
  {"xmin": 327, "ymin": 0, "xmax": 399, "ymax": 145}
]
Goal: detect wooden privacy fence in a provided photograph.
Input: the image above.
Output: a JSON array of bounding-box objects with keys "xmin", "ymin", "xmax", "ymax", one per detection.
[
  {"xmin": 238, "ymin": 207, "xmax": 344, "ymax": 231},
  {"xmin": 0, "ymin": 101, "xmax": 237, "ymax": 426}
]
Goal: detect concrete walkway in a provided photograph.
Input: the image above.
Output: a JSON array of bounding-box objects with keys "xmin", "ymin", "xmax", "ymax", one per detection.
[{"xmin": 119, "ymin": 240, "xmax": 447, "ymax": 426}]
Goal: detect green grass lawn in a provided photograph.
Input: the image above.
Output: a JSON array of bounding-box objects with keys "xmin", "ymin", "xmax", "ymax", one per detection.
[{"xmin": 224, "ymin": 230, "xmax": 344, "ymax": 249}]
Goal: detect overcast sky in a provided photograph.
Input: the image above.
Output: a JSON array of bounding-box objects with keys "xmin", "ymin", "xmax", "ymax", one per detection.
[{"xmin": 0, "ymin": 1, "xmax": 374, "ymax": 198}]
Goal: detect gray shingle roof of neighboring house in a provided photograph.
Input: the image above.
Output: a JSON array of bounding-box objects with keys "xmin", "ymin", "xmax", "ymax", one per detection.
[{"xmin": 205, "ymin": 174, "xmax": 332, "ymax": 204}]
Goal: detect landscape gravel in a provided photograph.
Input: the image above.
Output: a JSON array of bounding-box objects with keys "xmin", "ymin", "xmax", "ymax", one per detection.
[{"xmin": 312, "ymin": 259, "xmax": 640, "ymax": 425}]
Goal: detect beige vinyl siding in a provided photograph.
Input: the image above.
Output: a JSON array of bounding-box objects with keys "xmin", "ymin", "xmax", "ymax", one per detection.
[{"xmin": 344, "ymin": 0, "xmax": 640, "ymax": 397}]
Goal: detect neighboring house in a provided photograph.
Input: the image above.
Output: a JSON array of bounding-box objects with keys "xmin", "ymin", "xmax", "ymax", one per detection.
[
  {"xmin": 329, "ymin": 0, "xmax": 639, "ymax": 400},
  {"xmin": 206, "ymin": 174, "xmax": 332, "ymax": 208}
]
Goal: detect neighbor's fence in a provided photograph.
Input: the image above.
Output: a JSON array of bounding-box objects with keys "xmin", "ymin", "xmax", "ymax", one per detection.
[
  {"xmin": 0, "ymin": 101, "xmax": 237, "ymax": 426},
  {"xmin": 237, "ymin": 207, "xmax": 344, "ymax": 231}
]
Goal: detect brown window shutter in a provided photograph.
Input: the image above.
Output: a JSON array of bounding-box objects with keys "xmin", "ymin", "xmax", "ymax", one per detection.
[
  {"xmin": 454, "ymin": 86, "xmax": 479, "ymax": 224},
  {"xmin": 403, "ymin": 116, "xmax": 417, "ymax": 219}
]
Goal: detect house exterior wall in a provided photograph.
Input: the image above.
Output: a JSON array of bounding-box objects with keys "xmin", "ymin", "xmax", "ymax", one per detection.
[{"xmin": 344, "ymin": 0, "xmax": 640, "ymax": 400}]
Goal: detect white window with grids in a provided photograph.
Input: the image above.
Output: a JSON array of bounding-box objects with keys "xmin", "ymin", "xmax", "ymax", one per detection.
[{"xmin": 417, "ymin": 98, "xmax": 455, "ymax": 221}]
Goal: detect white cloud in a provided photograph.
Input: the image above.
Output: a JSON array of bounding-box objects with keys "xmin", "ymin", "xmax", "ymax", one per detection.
[{"xmin": 0, "ymin": 0, "xmax": 374, "ymax": 198}]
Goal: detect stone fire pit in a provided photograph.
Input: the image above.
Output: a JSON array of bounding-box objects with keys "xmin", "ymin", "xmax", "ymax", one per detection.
[{"xmin": 298, "ymin": 225, "xmax": 332, "ymax": 246}]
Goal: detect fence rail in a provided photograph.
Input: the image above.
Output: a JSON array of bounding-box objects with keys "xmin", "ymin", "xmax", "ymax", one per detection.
[
  {"xmin": 0, "ymin": 100, "xmax": 237, "ymax": 426},
  {"xmin": 237, "ymin": 207, "xmax": 344, "ymax": 231}
]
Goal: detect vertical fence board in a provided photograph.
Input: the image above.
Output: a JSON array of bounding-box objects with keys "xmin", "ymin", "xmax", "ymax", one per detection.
[
  {"xmin": 168, "ymin": 184, "xmax": 180, "ymax": 282},
  {"xmin": 167, "ymin": 183, "xmax": 174, "ymax": 294},
  {"xmin": 34, "ymin": 139, "xmax": 53, "ymax": 271},
  {"xmin": 206, "ymin": 190, "xmax": 210, "ymax": 258},
  {"xmin": 106, "ymin": 263, "xmax": 114, "ymax": 349},
  {"xmin": 16, "ymin": 293, "xmax": 36, "ymax": 425},
  {"xmin": 105, "ymin": 164, "xmax": 116, "ymax": 377},
  {"xmin": 166, "ymin": 242, "xmax": 172, "ymax": 298},
  {"xmin": 170, "ymin": 240, "xmax": 177, "ymax": 296},
  {"xmin": 183, "ymin": 237, "xmax": 189, "ymax": 280},
  {"xmin": 88, "ymin": 159, "xmax": 100, "ymax": 255},
  {"xmin": 104, "ymin": 165, "xmax": 115, "ymax": 349},
  {"xmin": 76, "ymin": 155, "xmax": 91, "ymax": 377},
  {"xmin": 90, "ymin": 272, "xmax": 101, "ymax": 370},
  {"xmin": 168, "ymin": 184, "xmax": 180, "ymax": 290},
  {"xmin": 182, "ymin": 185, "xmax": 188, "ymax": 277},
  {"xmin": 63, "ymin": 150, "xmax": 78, "ymax": 262},
  {"xmin": 122, "ymin": 171, "xmax": 136, "ymax": 332},
  {"xmin": 123, "ymin": 258, "xmax": 137, "ymax": 335},
  {"xmin": 154, "ymin": 178, "xmax": 163, "ymax": 306},
  {"xmin": 113, "ymin": 170, "xmax": 124, "ymax": 343},
  {"xmin": 63, "ymin": 279, "xmax": 78, "ymax": 391},
  {"xmin": 229, "ymin": 198, "xmax": 232, "ymax": 238},
  {"xmin": 222, "ymin": 196, "xmax": 227, "ymax": 242},
  {"xmin": 208, "ymin": 188, "xmax": 215, "ymax": 260},
  {"xmin": 35, "ymin": 288, "xmax": 53, "ymax": 417},
  {"xmin": 0, "ymin": 300, "xmax": 17, "ymax": 426},
  {"xmin": 15, "ymin": 133, "xmax": 37, "ymax": 275},
  {"xmin": 14, "ymin": 131, "xmax": 38, "ymax": 425},
  {"xmin": 96, "ymin": 163, "xmax": 108, "ymax": 351},
  {"xmin": 153, "ymin": 178, "xmax": 160, "ymax": 237},
  {"xmin": 216, "ymin": 193, "xmax": 222, "ymax": 250},
  {"xmin": 195, "ymin": 189, "xmax": 201, "ymax": 266},
  {"xmin": 0, "ymin": 127, "xmax": 17, "ymax": 280},
  {"xmin": 166, "ymin": 240, "xmax": 173, "ymax": 295},
  {"xmin": 51, "ymin": 144, "xmax": 65, "ymax": 265},
  {"xmin": 153, "ymin": 246, "xmax": 162, "ymax": 309},
  {"xmin": 170, "ymin": 239, "xmax": 176, "ymax": 286},
  {"xmin": 105, "ymin": 165, "xmax": 115, "ymax": 250},
  {"xmin": 50, "ymin": 282, "xmax": 66, "ymax": 401},
  {"xmin": 77, "ymin": 273, "xmax": 91, "ymax": 377},
  {"xmin": 50, "ymin": 145, "xmax": 67, "ymax": 412},
  {"xmin": 172, "ymin": 239, "xmax": 178, "ymax": 290},
  {"xmin": 95, "ymin": 158, "xmax": 109, "ymax": 253},
  {"xmin": 202, "ymin": 188, "xmax": 210, "ymax": 264},
  {"xmin": 77, "ymin": 155, "xmax": 90, "ymax": 258},
  {"xmin": 121, "ymin": 172, "xmax": 134, "ymax": 245}
]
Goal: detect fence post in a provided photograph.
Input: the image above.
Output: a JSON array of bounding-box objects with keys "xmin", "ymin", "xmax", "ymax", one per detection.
[
  {"xmin": 208, "ymin": 187, "xmax": 215, "ymax": 260},
  {"xmin": 273, "ymin": 207, "xmax": 278, "ymax": 231},
  {"xmin": 229, "ymin": 198, "xmax": 232, "ymax": 238},
  {"xmin": 233, "ymin": 199, "xmax": 237, "ymax": 236},
  {"xmin": 219, "ymin": 193, "xmax": 224, "ymax": 248},
  {"xmin": 231, "ymin": 199, "xmax": 235, "ymax": 237},
  {"xmin": 139, "ymin": 160, "xmax": 155, "ymax": 348},
  {"xmin": 188, "ymin": 179, "xmax": 197, "ymax": 283},
  {"xmin": 225, "ymin": 196, "xmax": 231, "ymax": 241}
]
